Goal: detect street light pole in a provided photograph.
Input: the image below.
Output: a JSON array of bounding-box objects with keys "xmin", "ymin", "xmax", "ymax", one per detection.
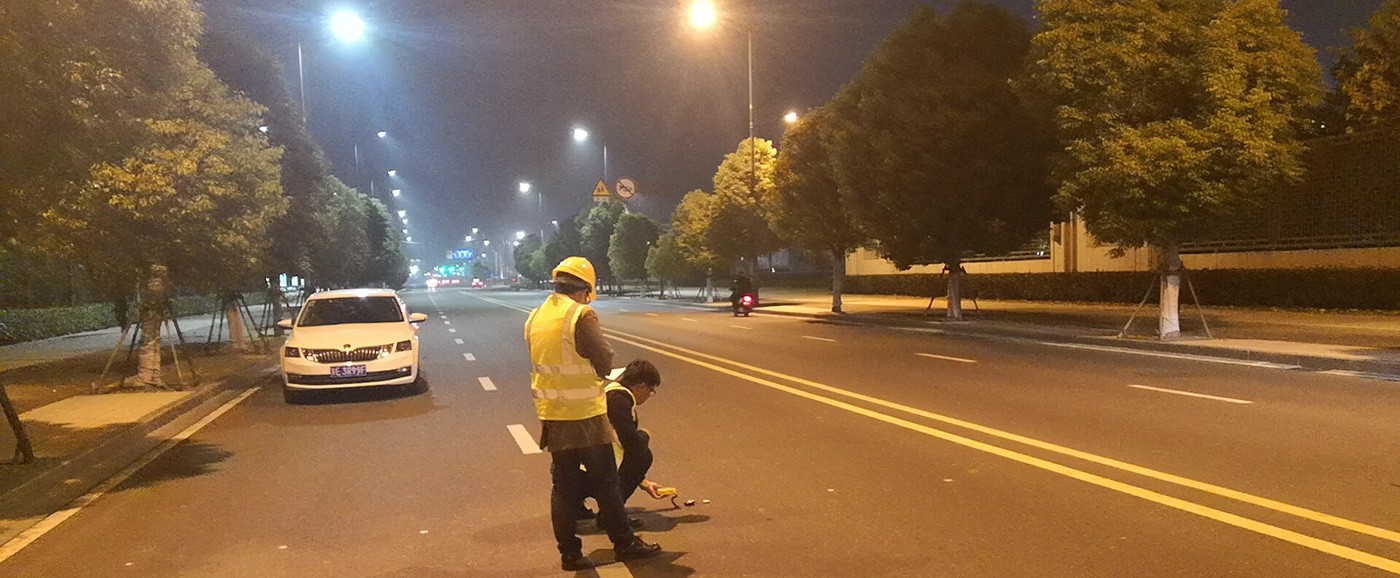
[{"xmin": 298, "ymin": 42, "xmax": 307, "ymax": 125}]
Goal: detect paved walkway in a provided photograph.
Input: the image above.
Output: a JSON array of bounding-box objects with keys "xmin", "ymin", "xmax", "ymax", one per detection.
[{"xmin": 0, "ymin": 314, "xmax": 239, "ymax": 374}]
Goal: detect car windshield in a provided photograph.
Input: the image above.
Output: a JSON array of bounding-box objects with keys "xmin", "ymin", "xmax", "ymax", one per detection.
[{"xmin": 298, "ymin": 296, "xmax": 403, "ymax": 327}]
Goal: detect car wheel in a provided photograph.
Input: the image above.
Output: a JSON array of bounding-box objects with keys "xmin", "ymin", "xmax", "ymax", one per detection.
[{"xmin": 283, "ymin": 387, "xmax": 310, "ymax": 404}]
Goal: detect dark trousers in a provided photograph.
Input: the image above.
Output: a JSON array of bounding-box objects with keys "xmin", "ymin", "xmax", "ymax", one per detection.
[
  {"xmin": 550, "ymin": 443, "xmax": 636, "ymax": 555},
  {"xmin": 617, "ymin": 442, "xmax": 654, "ymax": 503}
]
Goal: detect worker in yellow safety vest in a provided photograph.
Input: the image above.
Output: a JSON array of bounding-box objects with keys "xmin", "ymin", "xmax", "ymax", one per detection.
[{"xmin": 525, "ymin": 256, "xmax": 661, "ymax": 572}]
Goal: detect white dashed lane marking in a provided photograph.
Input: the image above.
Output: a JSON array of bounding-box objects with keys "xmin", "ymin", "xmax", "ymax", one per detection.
[
  {"xmin": 454, "ymin": 338, "xmax": 464, "ymax": 345},
  {"xmin": 448, "ymin": 328, "xmax": 457, "ymax": 334},
  {"xmin": 506, "ymin": 424, "xmax": 541, "ymax": 454},
  {"xmin": 916, "ymin": 353, "xmax": 977, "ymax": 364},
  {"xmin": 464, "ymin": 353, "xmax": 477, "ymax": 362},
  {"xmin": 802, "ymin": 336, "xmax": 836, "ymax": 343},
  {"xmin": 478, "ymin": 376, "xmax": 497, "ymax": 391},
  {"xmin": 1128, "ymin": 384, "xmax": 1253, "ymax": 405}
]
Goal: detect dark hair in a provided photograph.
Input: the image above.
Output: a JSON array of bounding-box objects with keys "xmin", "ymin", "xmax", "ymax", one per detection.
[{"xmin": 619, "ymin": 359, "xmax": 661, "ymax": 388}]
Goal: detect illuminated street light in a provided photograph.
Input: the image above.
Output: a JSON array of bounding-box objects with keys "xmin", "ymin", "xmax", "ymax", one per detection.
[
  {"xmin": 330, "ymin": 10, "xmax": 366, "ymax": 43},
  {"xmin": 572, "ymin": 127, "xmax": 589, "ymax": 143},
  {"xmin": 392, "ymin": 189, "xmax": 401, "ymax": 197},
  {"xmin": 397, "ymin": 210, "xmax": 406, "ymax": 217},
  {"xmin": 402, "ymin": 218, "xmax": 409, "ymax": 224},
  {"xmin": 785, "ymin": 111, "xmax": 799, "ymax": 124},
  {"xmin": 377, "ymin": 131, "xmax": 387, "ymax": 139},
  {"xmin": 515, "ymin": 231, "xmax": 526, "ymax": 240},
  {"xmin": 519, "ymin": 182, "xmax": 531, "ymax": 193},
  {"xmin": 406, "ymin": 236, "xmax": 412, "ymax": 242},
  {"xmin": 552, "ymin": 220, "xmax": 559, "ymax": 226},
  {"xmin": 689, "ymin": 0, "xmax": 718, "ymax": 29},
  {"xmin": 465, "ymin": 236, "xmax": 474, "ymax": 242},
  {"xmin": 402, "ymin": 229, "xmax": 408, "ymax": 235},
  {"xmin": 387, "ymin": 169, "xmax": 397, "ymax": 177},
  {"xmin": 483, "ymin": 240, "xmax": 490, "ymax": 247},
  {"xmin": 513, "ymin": 241, "xmax": 521, "ymax": 247},
  {"xmin": 472, "ymin": 227, "xmax": 479, "ymax": 235}
]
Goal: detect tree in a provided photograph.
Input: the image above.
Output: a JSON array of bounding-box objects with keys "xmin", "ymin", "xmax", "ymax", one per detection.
[
  {"xmin": 317, "ymin": 178, "xmax": 372, "ymax": 289},
  {"xmin": 542, "ymin": 217, "xmax": 583, "ymax": 272},
  {"xmin": 646, "ymin": 231, "xmax": 693, "ymax": 298},
  {"xmin": 608, "ymin": 212, "xmax": 661, "ymax": 282},
  {"xmin": 578, "ymin": 202, "xmax": 626, "ymax": 292},
  {"xmin": 46, "ymin": 65, "xmax": 287, "ymax": 386},
  {"xmin": 1028, "ymin": 0, "xmax": 1323, "ymax": 338},
  {"xmin": 363, "ymin": 196, "xmax": 408, "ymax": 289},
  {"xmin": 827, "ymin": 3, "xmax": 1054, "ymax": 320},
  {"xmin": 1335, "ymin": 0, "xmax": 1400, "ymax": 129},
  {"xmin": 514, "ymin": 233, "xmax": 549, "ymax": 282},
  {"xmin": 669, "ymin": 189, "xmax": 726, "ymax": 299},
  {"xmin": 711, "ymin": 138, "xmax": 782, "ymax": 274},
  {"xmin": 767, "ymin": 108, "xmax": 866, "ymax": 313}
]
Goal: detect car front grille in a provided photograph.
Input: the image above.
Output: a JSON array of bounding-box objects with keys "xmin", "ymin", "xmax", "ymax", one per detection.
[{"xmin": 302, "ymin": 345, "xmax": 393, "ymax": 364}]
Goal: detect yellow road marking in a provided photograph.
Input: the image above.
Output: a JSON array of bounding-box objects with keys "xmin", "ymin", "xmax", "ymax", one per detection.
[{"xmin": 469, "ymin": 292, "xmax": 1400, "ymax": 573}]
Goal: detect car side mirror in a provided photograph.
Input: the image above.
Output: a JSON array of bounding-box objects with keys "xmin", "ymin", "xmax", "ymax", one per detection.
[
  {"xmin": 409, "ymin": 312, "xmax": 428, "ymax": 323},
  {"xmin": 276, "ymin": 319, "xmax": 294, "ymax": 330}
]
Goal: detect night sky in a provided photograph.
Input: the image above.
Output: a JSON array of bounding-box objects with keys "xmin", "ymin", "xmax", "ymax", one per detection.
[{"xmin": 204, "ymin": 1, "xmax": 1384, "ymax": 263}]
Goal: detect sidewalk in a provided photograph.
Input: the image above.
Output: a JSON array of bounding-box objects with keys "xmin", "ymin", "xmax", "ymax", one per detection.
[
  {"xmin": 645, "ymin": 288, "xmax": 1400, "ymax": 376},
  {"xmin": 0, "ymin": 312, "xmax": 231, "ymax": 374}
]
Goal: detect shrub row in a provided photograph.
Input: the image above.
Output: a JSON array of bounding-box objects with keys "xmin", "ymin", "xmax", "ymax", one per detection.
[
  {"xmin": 0, "ymin": 293, "xmax": 272, "ymax": 345},
  {"xmin": 842, "ymin": 268, "xmax": 1400, "ymax": 311}
]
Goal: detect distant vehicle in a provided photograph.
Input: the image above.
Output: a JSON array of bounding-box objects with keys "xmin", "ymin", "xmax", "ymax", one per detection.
[
  {"xmin": 471, "ymin": 278, "xmax": 485, "ymax": 288},
  {"xmin": 425, "ymin": 277, "xmax": 439, "ymax": 289},
  {"xmin": 277, "ymin": 288, "xmax": 427, "ymax": 403},
  {"xmin": 734, "ymin": 293, "xmax": 755, "ymax": 317}
]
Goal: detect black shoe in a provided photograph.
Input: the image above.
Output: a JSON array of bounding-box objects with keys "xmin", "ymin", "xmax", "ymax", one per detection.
[
  {"xmin": 614, "ymin": 538, "xmax": 661, "ymax": 561},
  {"xmin": 561, "ymin": 553, "xmax": 596, "ymax": 571}
]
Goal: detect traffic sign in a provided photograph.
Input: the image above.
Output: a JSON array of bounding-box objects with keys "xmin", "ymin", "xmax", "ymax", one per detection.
[
  {"xmin": 591, "ymin": 180, "xmax": 611, "ymax": 201},
  {"xmin": 615, "ymin": 177, "xmax": 637, "ymax": 200}
]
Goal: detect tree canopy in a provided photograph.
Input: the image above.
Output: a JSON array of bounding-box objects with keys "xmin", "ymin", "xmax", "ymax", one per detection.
[
  {"xmin": 578, "ymin": 201, "xmax": 626, "ymax": 287},
  {"xmin": 608, "ymin": 212, "xmax": 662, "ymax": 280},
  {"xmin": 1335, "ymin": 0, "xmax": 1400, "ymax": 129},
  {"xmin": 514, "ymin": 233, "xmax": 549, "ymax": 282},
  {"xmin": 710, "ymin": 138, "xmax": 782, "ymax": 269}
]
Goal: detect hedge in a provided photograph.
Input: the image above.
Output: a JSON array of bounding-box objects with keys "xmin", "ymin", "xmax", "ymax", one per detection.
[
  {"xmin": 842, "ymin": 268, "xmax": 1400, "ymax": 311},
  {"xmin": 0, "ymin": 293, "xmax": 272, "ymax": 345}
]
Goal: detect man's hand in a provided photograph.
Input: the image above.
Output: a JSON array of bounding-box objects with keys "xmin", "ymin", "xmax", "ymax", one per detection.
[{"xmin": 642, "ymin": 481, "xmax": 674, "ymax": 500}]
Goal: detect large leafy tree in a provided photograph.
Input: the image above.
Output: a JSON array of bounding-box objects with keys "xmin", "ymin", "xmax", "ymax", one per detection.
[
  {"xmin": 363, "ymin": 196, "xmax": 408, "ymax": 289},
  {"xmin": 317, "ymin": 179, "xmax": 372, "ymax": 288},
  {"xmin": 514, "ymin": 233, "xmax": 549, "ymax": 282},
  {"xmin": 645, "ymin": 231, "xmax": 693, "ymax": 298},
  {"xmin": 542, "ymin": 216, "xmax": 583, "ymax": 273},
  {"xmin": 578, "ymin": 201, "xmax": 626, "ymax": 292},
  {"xmin": 828, "ymin": 3, "xmax": 1054, "ymax": 320},
  {"xmin": 1028, "ymin": 0, "xmax": 1322, "ymax": 338},
  {"xmin": 669, "ymin": 189, "xmax": 727, "ymax": 299},
  {"xmin": 711, "ymin": 138, "xmax": 782, "ymax": 274},
  {"xmin": 608, "ymin": 212, "xmax": 661, "ymax": 281},
  {"xmin": 1335, "ymin": 0, "xmax": 1400, "ymax": 129},
  {"xmin": 46, "ymin": 65, "xmax": 286, "ymax": 386},
  {"xmin": 767, "ymin": 108, "xmax": 866, "ymax": 313}
]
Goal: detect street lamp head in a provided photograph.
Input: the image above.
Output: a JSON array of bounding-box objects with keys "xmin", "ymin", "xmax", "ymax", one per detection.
[
  {"xmin": 330, "ymin": 10, "xmax": 366, "ymax": 43},
  {"xmin": 552, "ymin": 220, "xmax": 559, "ymax": 226},
  {"xmin": 519, "ymin": 182, "xmax": 531, "ymax": 193},
  {"xmin": 572, "ymin": 127, "xmax": 590, "ymax": 143},
  {"xmin": 377, "ymin": 131, "xmax": 387, "ymax": 139},
  {"xmin": 392, "ymin": 189, "xmax": 402, "ymax": 197},
  {"xmin": 402, "ymin": 218, "xmax": 409, "ymax": 224},
  {"xmin": 397, "ymin": 210, "xmax": 406, "ymax": 217},
  {"xmin": 483, "ymin": 240, "xmax": 490, "ymax": 247},
  {"xmin": 513, "ymin": 241, "xmax": 521, "ymax": 247},
  {"xmin": 784, "ymin": 111, "xmax": 799, "ymax": 124},
  {"xmin": 689, "ymin": 0, "xmax": 718, "ymax": 29},
  {"xmin": 471, "ymin": 227, "xmax": 479, "ymax": 234},
  {"xmin": 515, "ymin": 231, "xmax": 526, "ymax": 240},
  {"xmin": 406, "ymin": 236, "xmax": 412, "ymax": 242},
  {"xmin": 387, "ymin": 169, "xmax": 397, "ymax": 177},
  {"xmin": 465, "ymin": 236, "xmax": 473, "ymax": 242}
]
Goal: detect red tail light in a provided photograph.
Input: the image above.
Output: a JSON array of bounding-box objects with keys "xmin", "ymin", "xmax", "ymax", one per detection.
[{"xmin": 741, "ymin": 295, "xmax": 754, "ymax": 306}]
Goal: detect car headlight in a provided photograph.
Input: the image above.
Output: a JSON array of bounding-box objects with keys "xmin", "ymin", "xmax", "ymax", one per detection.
[
  {"xmin": 395, "ymin": 340, "xmax": 413, "ymax": 352},
  {"xmin": 284, "ymin": 346, "xmax": 301, "ymax": 358}
]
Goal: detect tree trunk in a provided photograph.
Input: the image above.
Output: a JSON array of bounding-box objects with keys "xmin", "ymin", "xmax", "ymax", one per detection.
[
  {"xmin": 946, "ymin": 261, "xmax": 964, "ymax": 321},
  {"xmin": 226, "ymin": 296, "xmax": 249, "ymax": 352},
  {"xmin": 831, "ymin": 249, "xmax": 845, "ymax": 314},
  {"xmin": 136, "ymin": 264, "xmax": 170, "ymax": 387},
  {"xmin": 1158, "ymin": 245, "xmax": 1183, "ymax": 341},
  {"xmin": 704, "ymin": 269, "xmax": 714, "ymax": 303},
  {"xmin": 271, "ymin": 288, "xmax": 285, "ymax": 337},
  {"xmin": 0, "ymin": 383, "xmax": 34, "ymax": 464}
]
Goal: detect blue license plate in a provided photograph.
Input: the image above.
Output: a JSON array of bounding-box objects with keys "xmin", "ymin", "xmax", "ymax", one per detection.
[{"xmin": 331, "ymin": 365, "xmax": 367, "ymax": 378}]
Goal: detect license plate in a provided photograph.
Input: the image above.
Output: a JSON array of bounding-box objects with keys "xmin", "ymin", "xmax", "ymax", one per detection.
[{"xmin": 331, "ymin": 365, "xmax": 367, "ymax": 378}]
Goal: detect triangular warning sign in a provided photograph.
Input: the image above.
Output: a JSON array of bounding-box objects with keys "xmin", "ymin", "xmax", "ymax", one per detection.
[{"xmin": 591, "ymin": 180, "xmax": 611, "ymax": 200}]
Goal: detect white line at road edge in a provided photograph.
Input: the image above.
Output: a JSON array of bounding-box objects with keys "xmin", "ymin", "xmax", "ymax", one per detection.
[
  {"xmin": 0, "ymin": 387, "xmax": 261, "ymax": 563},
  {"xmin": 681, "ymin": 318, "xmax": 698, "ymax": 323},
  {"xmin": 478, "ymin": 376, "xmax": 496, "ymax": 391},
  {"xmin": 464, "ymin": 353, "xmax": 477, "ymax": 362},
  {"xmin": 729, "ymin": 325, "xmax": 753, "ymax": 331},
  {"xmin": 1128, "ymin": 384, "xmax": 1253, "ymax": 405},
  {"xmin": 916, "ymin": 352, "xmax": 977, "ymax": 364},
  {"xmin": 506, "ymin": 424, "xmax": 541, "ymax": 454},
  {"xmin": 1040, "ymin": 342, "xmax": 1303, "ymax": 370},
  {"xmin": 801, "ymin": 335, "xmax": 836, "ymax": 343}
]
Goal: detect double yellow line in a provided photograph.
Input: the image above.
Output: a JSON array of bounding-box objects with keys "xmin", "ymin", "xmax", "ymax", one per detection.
[{"xmin": 473, "ymin": 294, "xmax": 1400, "ymax": 574}]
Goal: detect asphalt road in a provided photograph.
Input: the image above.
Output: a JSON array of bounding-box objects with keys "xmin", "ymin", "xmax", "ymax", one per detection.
[{"xmin": 3, "ymin": 288, "xmax": 1399, "ymax": 577}]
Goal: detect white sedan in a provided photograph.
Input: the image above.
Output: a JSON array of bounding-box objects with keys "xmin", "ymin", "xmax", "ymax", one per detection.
[{"xmin": 277, "ymin": 288, "xmax": 427, "ymax": 403}]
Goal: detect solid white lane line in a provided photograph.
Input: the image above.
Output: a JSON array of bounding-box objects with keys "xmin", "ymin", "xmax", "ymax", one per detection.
[
  {"xmin": 448, "ymin": 328, "xmax": 457, "ymax": 333},
  {"xmin": 646, "ymin": 313, "xmax": 659, "ymax": 317},
  {"xmin": 681, "ymin": 318, "xmax": 698, "ymax": 323},
  {"xmin": 1128, "ymin": 384, "xmax": 1253, "ymax": 405},
  {"xmin": 478, "ymin": 376, "xmax": 496, "ymax": 391},
  {"xmin": 454, "ymin": 338, "xmax": 465, "ymax": 345},
  {"xmin": 0, "ymin": 387, "xmax": 261, "ymax": 563},
  {"xmin": 916, "ymin": 353, "xmax": 977, "ymax": 364},
  {"xmin": 507, "ymin": 424, "xmax": 541, "ymax": 454},
  {"xmin": 1320, "ymin": 369, "xmax": 1400, "ymax": 383},
  {"xmin": 464, "ymin": 353, "xmax": 477, "ymax": 361},
  {"xmin": 802, "ymin": 335, "xmax": 836, "ymax": 343},
  {"xmin": 1041, "ymin": 342, "xmax": 1302, "ymax": 370},
  {"xmin": 729, "ymin": 325, "xmax": 753, "ymax": 331},
  {"xmin": 619, "ymin": 309, "xmax": 631, "ymax": 313}
]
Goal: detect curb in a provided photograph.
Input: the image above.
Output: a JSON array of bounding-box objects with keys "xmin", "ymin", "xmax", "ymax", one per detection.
[
  {"xmin": 0, "ymin": 363, "xmax": 277, "ymax": 546},
  {"xmin": 628, "ymin": 297, "xmax": 1400, "ymax": 377}
]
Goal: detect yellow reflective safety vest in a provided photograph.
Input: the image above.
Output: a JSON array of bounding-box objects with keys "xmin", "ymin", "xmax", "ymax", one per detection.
[
  {"xmin": 603, "ymin": 382, "xmax": 635, "ymax": 463},
  {"xmin": 524, "ymin": 294, "xmax": 606, "ymax": 421}
]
